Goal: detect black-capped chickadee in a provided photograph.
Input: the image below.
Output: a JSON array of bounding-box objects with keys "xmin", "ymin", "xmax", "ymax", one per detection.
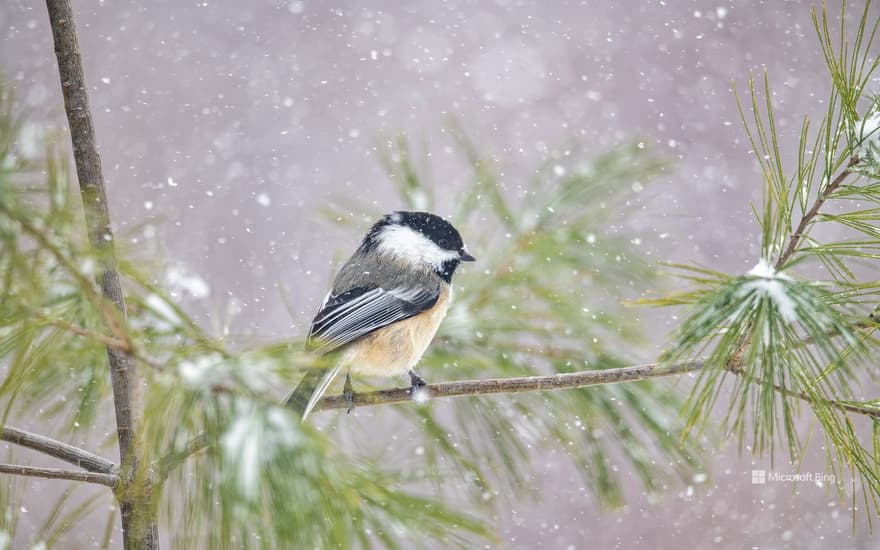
[{"xmin": 285, "ymin": 211, "xmax": 476, "ymax": 420}]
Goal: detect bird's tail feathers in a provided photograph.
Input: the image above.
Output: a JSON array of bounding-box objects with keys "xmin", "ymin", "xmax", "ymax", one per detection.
[{"xmin": 284, "ymin": 362, "xmax": 344, "ymax": 421}]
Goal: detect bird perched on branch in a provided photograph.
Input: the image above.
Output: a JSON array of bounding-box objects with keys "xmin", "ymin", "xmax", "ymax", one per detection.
[{"xmin": 285, "ymin": 211, "xmax": 475, "ymax": 420}]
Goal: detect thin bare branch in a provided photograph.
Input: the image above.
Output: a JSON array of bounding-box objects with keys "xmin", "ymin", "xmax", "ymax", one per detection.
[
  {"xmin": 0, "ymin": 424, "xmax": 117, "ymax": 474},
  {"xmin": 0, "ymin": 463, "xmax": 119, "ymax": 488},
  {"xmin": 46, "ymin": 0, "xmax": 137, "ymax": 464},
  {"xmin": 45, "ymin": 0, "xmax": 155, "ymax": 546},
  {"xmin": 336, "ymin": 363, "xmax": 880, "ymax": 432},
  {"xmin": 317, "ymin": 360, "xmax": 880, "ymax": 419},
  {"xmin": 314, "ymin": 360, "xmax": 704, "ymax": 411}
]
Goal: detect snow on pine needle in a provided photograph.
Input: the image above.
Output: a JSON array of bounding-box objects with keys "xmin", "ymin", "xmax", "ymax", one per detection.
[
  {"xmin": 854, "ymin": 104, "xmax": 880, "ymax": 172},
  {"xmin": 738, "ymin": 259, "xmax": 798, "ymax": 324},
  {"xmin": 657, "ymin": 255, "xmax": 867, "ymax": 461},
  {"xmin": 661, "ymin": 258, "xmax": 860, "ymax": 359},
  {"xmin": 221, "ymin": 401, "xmax": 301, "ymax": 500}
]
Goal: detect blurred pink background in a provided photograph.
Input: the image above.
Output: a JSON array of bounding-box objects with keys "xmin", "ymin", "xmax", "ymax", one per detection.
[{"xmin": 2, "ymin": 1, "xmax": 879, "ymax": 548}]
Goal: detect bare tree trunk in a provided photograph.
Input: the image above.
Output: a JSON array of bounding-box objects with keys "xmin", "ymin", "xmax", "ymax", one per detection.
[{"xmin": 44, "ymin": 1, "xmax": 157, "ymax": 547}]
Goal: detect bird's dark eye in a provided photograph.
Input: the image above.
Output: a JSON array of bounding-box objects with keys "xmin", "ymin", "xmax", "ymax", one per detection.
[{"xmin": 438, "ymin": 238, "xmax": 449, "ymax": 248}]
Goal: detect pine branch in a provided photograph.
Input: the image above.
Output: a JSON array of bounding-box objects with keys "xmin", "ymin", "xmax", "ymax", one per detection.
[
  {"xmin": 0, "ymin": 210, "xmax": 131, "ymax": 346},
  {"xmin": 0, "ymin": 463, "xmax": 119, "ymax": 488},
  {"xmin": 24, "ymin": 305, "xmax": 130, "ymax": 350},
  {"xmin": 45, "ymin": 0, "xmax": 156, "ymax": 547},
  {"xmin": 153, "ymin": 360, "xmax": 704, "ymax": 480},
  {"xmin": 762, "ymin": 377, "xmax": 880, "ymax": 419},
  {"xmin": 155, "ymin": 356, "xmax": 880, "ymax": 479},
  {"xmin": 776, "ymin": 157, "xmax": 857, "ymax": 269},
  {"xmin": 152, "ymin": 434, "xmax": 208, "ymax": 482},
  {"xmin": 0, "ymin": 425, "xmax": 118, "ymax": 474}
]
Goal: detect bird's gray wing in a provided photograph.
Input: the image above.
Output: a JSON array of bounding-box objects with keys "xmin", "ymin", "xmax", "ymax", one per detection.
[{"xmin": 306, "ymin": 284, "xmax": 439, "ymax": 354}]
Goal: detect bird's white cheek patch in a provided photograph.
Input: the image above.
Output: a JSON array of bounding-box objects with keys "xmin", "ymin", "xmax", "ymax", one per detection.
[{"xmin": 376, "ymin": 225, "xmax": 459, "ymax": 268}]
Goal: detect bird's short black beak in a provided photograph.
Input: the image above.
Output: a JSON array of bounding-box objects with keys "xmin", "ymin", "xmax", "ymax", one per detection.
[{"xmin": 459, "ymin": 249, "xmax": 476, "ymax": 262}]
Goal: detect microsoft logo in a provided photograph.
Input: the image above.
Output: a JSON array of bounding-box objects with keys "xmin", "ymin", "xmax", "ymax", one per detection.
[{"xmin": 751, "ymin": 470, "xmax": 766, "ymax": 484}]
